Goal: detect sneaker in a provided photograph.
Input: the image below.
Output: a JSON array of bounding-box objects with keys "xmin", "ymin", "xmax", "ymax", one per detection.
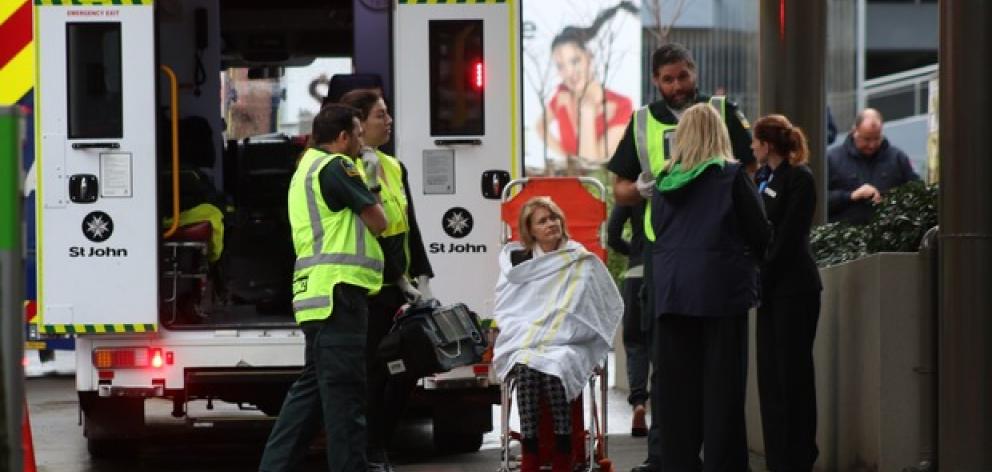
[
  {"xmin": 630, "ymin": 461, "xmax": 659, "ymax": 472},
  {"xmin": 631, "ymin": 403, "xmax": 648, "ymax": 437}
]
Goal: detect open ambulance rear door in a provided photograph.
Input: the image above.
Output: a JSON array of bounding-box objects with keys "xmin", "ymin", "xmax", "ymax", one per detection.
[
  {"xmin": 394, "ymin": 0, "xmax": 521, "ymax": 317},
  {"xmin": 35, "ymin": 1, "xmax": 158, "ymax": 335}
]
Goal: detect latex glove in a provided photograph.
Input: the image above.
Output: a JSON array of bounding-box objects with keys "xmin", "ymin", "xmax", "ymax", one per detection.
[
  {"xmin": 360, "ymin": 147, "xmax": 380, "ymax": 187},
  {"xmin": 635, "ymin": 172, "xmax": 656, "ymax": 199},
  {"xmin": 396, "ymin": 276, "xmax": 422, "ymax": 303},
  {"xmin": 415, "ymin": 275, "xmax": 433, "ymax": 301}
]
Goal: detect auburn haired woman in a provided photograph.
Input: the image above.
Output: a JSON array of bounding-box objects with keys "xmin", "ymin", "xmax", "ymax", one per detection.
[{"xmin": 751, "ymin": 114, "xmax": 823, "ymax": 472}]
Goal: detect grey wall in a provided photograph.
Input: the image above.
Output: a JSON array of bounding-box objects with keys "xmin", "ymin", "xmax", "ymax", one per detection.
[
  {"xmin": 745, "ymin": 253, "xmax": 935, "ymax": 471},
  {"xmin": 866, "ymin": 3, "xmax": 938, "ymax": 51}
]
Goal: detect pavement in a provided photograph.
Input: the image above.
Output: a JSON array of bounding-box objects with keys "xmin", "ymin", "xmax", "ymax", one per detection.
[{"xmin": 24, "ymin": 350, "xmax": 768, "ymax": 471}]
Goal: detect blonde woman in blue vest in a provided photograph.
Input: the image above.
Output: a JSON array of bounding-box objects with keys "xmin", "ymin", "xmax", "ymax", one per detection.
[
  {"xmin": 339, "ymin": 89, "xmax": 435, "ymax": 472},
  {"xmin": 260, "ymin": 104, "xmax": 387, "ymax": 472}
]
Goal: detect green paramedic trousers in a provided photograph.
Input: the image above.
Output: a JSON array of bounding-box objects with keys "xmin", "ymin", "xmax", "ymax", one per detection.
[{"xmin": 259, "ymin": 284, "xmax": 369, "ymax": 472}]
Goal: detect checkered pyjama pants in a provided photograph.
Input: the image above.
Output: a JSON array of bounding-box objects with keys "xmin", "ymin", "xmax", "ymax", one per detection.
[{"xmin": 513, "ymin": 364, "xmax": 571, "ymax": 439}]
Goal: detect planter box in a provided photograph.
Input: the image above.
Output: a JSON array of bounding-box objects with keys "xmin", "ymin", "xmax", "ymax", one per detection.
[{"xmin": 745, "ymin": 252, "xmax": 936, "ymax": 471}]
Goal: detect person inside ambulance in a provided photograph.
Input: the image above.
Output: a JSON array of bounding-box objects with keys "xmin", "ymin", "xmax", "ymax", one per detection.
[
  {"xmin": 337, "ymin": 88, "xmax": 434, "ymax": 472},
  {"xmin": 491, "ymin": 196, "xmax": 623, "ymax": 472}
]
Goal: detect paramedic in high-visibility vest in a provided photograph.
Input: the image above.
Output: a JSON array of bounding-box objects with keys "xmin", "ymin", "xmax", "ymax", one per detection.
[
  {"xmin": 605, "ymin": 42, "xmax": 756, "ymax": 472},
  {"xmin": 259, "ymin": 104, "xmax": 387, "ymax": 472},
  {"xmin": 338, "ymin": 88, "xmax": 435, "ymax": 472}
]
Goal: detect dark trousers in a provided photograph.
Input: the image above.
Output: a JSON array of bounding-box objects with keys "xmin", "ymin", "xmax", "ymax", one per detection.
[
  {"xmin": 259, "ymin": 284, "xmax": 369, "ymax": 472},
  {"xmin": 756, "ymin": 293, "xmax": 821, "ymax": 472},
  {"xmin": 643, "ymin": 253, "xmax": 662, "ymax": 468},
  {"xmin": 365, "ymin": 285, "xmax": 417, "ymax": 462},
  {"xmin": 622, "ymin": 275, "xmax": 651, "ymax": 406},
  {"xmin": 654, "ymin": 313, "xmax": 749, "ymax": 472}
]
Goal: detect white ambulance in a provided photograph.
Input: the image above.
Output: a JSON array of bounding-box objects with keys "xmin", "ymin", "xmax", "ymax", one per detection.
[{"xmin": 33, "ymin": 0, "xmax": 520, "ymax": 458}]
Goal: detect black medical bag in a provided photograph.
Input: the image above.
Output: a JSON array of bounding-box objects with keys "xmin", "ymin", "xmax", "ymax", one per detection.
[{"xmin": 376, "ymin": 300, "xmax": 487, "ymax": 379}]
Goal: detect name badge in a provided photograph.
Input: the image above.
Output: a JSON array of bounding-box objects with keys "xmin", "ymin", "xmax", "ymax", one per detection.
[{"xmin": 763, "ymin": 187, "xmax": 778, "ymax": 198}]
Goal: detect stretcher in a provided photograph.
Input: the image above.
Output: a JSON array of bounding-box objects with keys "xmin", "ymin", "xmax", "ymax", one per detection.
[{"xmin": 496, "ymin": 177, "xmax": 613, "ymax": 472}]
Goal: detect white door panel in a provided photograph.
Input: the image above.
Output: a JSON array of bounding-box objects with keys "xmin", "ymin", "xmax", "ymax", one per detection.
[
  {"xmin": 394, "ymin": 2, "xmax": 520, "ymax": 318},
  {"xmin": 36, "ymin": 4, "xmax": 158, "ymax": 329}
]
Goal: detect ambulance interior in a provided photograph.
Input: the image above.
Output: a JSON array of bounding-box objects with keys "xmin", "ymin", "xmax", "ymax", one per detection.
[{"xmin": 156, "ymin": 0, "xmax": 360, "ymax": 329}]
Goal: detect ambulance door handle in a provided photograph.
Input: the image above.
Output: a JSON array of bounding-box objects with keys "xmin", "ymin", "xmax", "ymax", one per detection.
[
  {"xmin": 71, "ymin": 142, "xmax": 120, "ymax": 150},
  {"xmin": 434, "ymin": 139, "xmax": 482, "ymax": 146}
]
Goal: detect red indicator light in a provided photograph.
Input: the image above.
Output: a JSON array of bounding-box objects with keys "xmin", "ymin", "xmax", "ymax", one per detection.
[
  {"xmin": 150, "ymin": 348, "xmax": 164, "ymax": 369},
  {"xmin": 98, "ymin": 370, "xmax": 114, "ymax": 380},
  {"xmin": 165, "ymin": 351, "xmax": 174, "ymax": 365},
  {"xmin": 473, "ymin": 61, "xmax": 484, "ymax": 90}
]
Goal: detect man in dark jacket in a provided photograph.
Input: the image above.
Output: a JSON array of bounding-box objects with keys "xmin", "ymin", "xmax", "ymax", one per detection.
[{"xmin": 827, "ymin": 108, "xmax": 921, "ymax": 224}]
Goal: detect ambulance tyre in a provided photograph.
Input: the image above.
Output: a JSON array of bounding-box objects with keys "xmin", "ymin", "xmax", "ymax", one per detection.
[
  {"xmin": 433, "ymin": 431, "xmax": 483, "ymax": 453},
  {"xmin": 79, "ymin": 393, "xmax": 144, "ymax": 460}
]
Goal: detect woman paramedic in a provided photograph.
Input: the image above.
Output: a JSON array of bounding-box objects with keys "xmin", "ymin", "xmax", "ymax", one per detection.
[
  {"xmin": 338, "ymin": 89, "xmax": 434, "ymax": 472},
  {"xmin": 492, "ymin": 196, "xmax": 623, "ymax": 472}
]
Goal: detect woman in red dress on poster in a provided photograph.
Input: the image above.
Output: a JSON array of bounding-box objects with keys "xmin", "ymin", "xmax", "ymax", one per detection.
[{"xmin": 534, "ymin": 2, "xmax": 637, "ymax": 172}]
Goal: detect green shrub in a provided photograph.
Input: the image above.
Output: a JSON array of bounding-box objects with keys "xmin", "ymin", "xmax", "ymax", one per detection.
[{"xmin": 811, "ymin": 181, "xmax": 937, "ymax": 267}]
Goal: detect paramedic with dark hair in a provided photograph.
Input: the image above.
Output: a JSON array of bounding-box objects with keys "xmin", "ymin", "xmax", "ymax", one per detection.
[
  {"xmin": 606, "ymin": 41, "xmax": 756, "ymax": 472},
  {"xmin": 259, "ymin": 104, "xmax": 387, "ymax": 472}
]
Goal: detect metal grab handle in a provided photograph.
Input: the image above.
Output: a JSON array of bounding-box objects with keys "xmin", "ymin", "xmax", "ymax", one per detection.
[
  {"xmin": 160, "ymin": 65, "xmax": 181, "ymax": 239},
  {"xmin": 434, "ymin": 138, "xmax": 482, "ymax": 146},
  {"xmin": 71, "ymin": 142, "xmax": 120, "ymax": 150}
]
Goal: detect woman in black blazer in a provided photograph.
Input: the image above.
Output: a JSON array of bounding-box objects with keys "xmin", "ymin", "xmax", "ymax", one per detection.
[{"xmin": 751, "ymin": 115, "xmax": 823, "ymax": 472}]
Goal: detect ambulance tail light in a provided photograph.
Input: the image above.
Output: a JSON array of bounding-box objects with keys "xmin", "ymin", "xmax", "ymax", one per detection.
[
  {"xmin": 150, "ymin": 348, "xmax": 164, "ymax": 369},
  {"xmin": 92, "ymin": 347, "xmax": 171, "ymax": 369}
]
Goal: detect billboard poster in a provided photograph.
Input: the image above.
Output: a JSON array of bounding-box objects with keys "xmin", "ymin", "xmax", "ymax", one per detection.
[{"xmin": 522, "ymin": 0, "xmax": 642, "ymax": 177}]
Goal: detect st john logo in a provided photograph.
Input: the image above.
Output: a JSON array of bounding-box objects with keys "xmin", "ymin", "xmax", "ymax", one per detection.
[
  {"xmin": 442, "ymin": 207, "xmax": 473, "ymax": 239},
  {"xmin": 82, "ymin": 211, "xmax": 114, "ymax": 243}
]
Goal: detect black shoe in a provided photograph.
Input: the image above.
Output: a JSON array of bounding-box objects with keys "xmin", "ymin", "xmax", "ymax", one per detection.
[
  {"xmin": 367, "ymin": 462, "xmax": 394, "ymax": 472},
  {"xmin": 630, "ymin": 461, "xmax": 659, "ymax": 472}
]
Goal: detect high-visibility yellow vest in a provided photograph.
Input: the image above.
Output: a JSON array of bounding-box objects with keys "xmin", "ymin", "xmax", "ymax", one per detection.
[
  {"xmin": 288, "ymin": 148, "xmax": 384, "ymax": 324},
  {"xmin": 633, "ymin": 96, "xmax": 727, "ymax": 242},
  {"xmin": 360, "ymin": 150, "xmax": 409, "ymax": 238}
]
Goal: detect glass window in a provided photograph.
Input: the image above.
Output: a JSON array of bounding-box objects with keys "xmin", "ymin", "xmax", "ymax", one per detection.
[
  {"xmin": 221, "ymin": 58, "xmax": 353, "ymax": 140},
  {"xmin": 429, "ymin": 20, "xmax": 485, "ymax": 136},
  {"xmin": 67, "ymin": 23, "xmax": 123, "ymax": 139}
]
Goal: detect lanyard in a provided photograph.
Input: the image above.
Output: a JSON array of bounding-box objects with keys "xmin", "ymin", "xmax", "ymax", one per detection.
[{"xmin": 758, "ymin": 171, "xmax": 774, "ymax": 193}]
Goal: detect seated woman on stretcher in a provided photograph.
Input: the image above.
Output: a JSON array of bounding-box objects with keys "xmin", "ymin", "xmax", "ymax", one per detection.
[{"xmin": 492, "ymin": 196, "xmax": 624, "ymax": 472}]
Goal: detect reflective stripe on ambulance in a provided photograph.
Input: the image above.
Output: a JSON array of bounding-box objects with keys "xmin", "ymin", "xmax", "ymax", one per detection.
[{"xmin": 41, "ymin": 323, "xmax": 156, "ymax": 334}]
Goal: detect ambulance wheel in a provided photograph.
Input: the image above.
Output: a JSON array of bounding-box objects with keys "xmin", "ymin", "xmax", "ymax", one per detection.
[
  {"xmin": 433, "ymin": 431, "xmax": 483, "ymax": 453},
  {"xmin": 80, "ymin": 393, "xmax": 144, "ymax": 460}
]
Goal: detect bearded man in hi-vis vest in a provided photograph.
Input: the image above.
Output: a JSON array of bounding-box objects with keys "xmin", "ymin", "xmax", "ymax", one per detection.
[
  {"xmin": 260, "ymin": 104, "xmax": 387, "ymax": 472},
  {"xmin": 606, "ymin": 43, "xmax": 756, "ymax": 472}
]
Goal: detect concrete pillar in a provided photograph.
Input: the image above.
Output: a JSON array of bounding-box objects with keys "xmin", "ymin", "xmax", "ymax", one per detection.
[
  {"xmin": 758, "ymin": 0, "xmax": 828, "ymax": 224},
  {"xmin": 938, "ymin": 1, "xmax": 992, "ymax": 468},
  {"xmin": 0, "ymin": 106, "xmax": 24, "ymax": 472}
]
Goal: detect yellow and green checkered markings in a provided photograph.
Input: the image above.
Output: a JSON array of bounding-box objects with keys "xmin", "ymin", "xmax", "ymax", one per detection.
[
  {"xmin": 34, "ymin": 0, "xmax": 152, "ymax": 5},
  {"xmin": 41, "ymin": 324, "xmax": 157, "ymax": 334}
]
